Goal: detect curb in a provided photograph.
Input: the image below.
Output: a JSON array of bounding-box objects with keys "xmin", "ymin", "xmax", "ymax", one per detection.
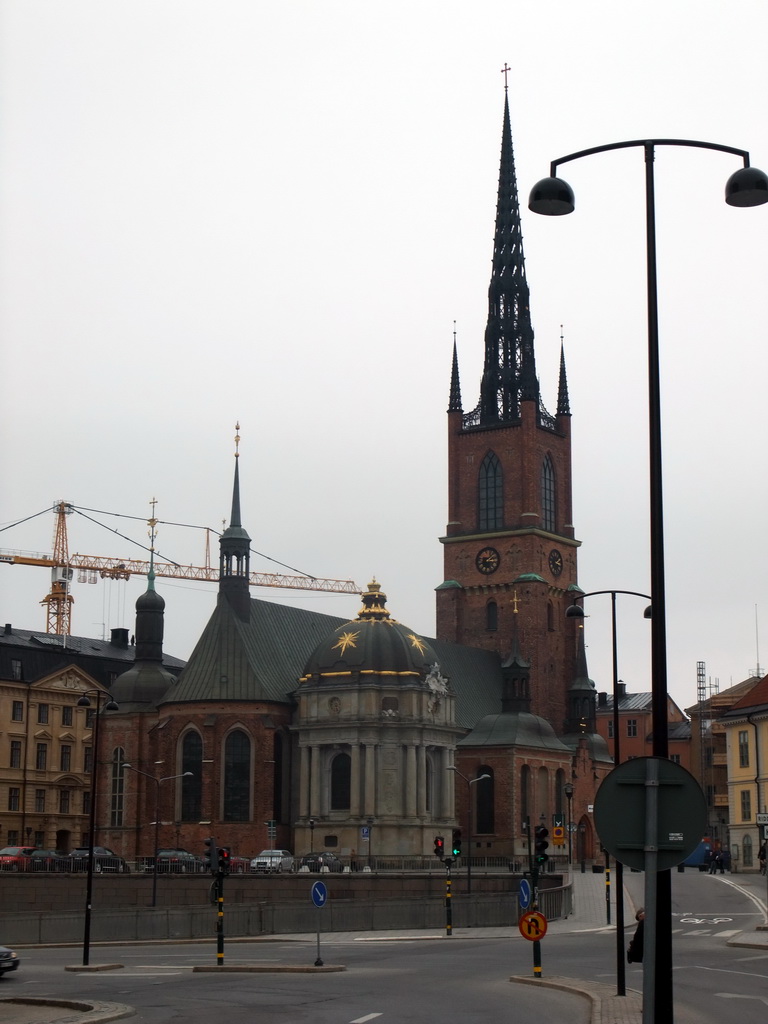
[
  {"xmin": 193, "ymin": 964, "xmax": 346, "ymax": 973},
  {"xmin": 0, "ymin": 998, "xmax": 134, "ymax": 1023}
]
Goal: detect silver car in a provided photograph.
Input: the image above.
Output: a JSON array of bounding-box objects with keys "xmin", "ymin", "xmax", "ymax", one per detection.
[{"xmin": 250, "ymin": 849, "xmax": 294, "ymax": 873}]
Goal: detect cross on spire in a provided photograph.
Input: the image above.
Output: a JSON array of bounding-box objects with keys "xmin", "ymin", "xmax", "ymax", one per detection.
[{"xmin": 501, "ymin": 63, "xmax": 511, "ymax": 91}]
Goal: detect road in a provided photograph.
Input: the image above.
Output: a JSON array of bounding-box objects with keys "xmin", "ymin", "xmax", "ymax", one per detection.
[{"xmin": 3, "ymin": 868, "xmax": 768, "ymax": 1023}]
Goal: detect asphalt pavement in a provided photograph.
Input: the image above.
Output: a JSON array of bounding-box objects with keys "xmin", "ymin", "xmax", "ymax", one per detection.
[{"xmin": 3, "ymin": 864, "xmax": 767, "ymax": 1024}]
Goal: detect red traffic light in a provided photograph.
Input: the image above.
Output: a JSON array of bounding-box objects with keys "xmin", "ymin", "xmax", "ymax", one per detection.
[{"xmin": 434, "ymin": 835, "xmax": 445, "ymax": 859}]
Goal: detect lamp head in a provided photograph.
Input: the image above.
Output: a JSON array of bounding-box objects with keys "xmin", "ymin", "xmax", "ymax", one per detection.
[
  {"xmin": 77, "ymin": 695, "xmax": 91, "ymax": 707},
  {"xmin": 725, "ymin": 165, "xmax": 768, "ymax": 207},
  {"xmin": 529, "ymin": 175, "xmax": 575, "ymax": 215},
  {"xmin": 643, "ymin": 605, "xmax": 652, "ymax": 619},
  {"xmin": 565, "ymin": 604, "xmax": 585, "ymax": 618},
  {"xmin": 105, "ymin": 699, "xmax": 119, "ymax": 711}
]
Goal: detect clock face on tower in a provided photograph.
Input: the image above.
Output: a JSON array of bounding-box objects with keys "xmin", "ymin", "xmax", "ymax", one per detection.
[
  {"xmin": 548, "ymin": 549, "xmax": 563, "ymax": 577},
  {"xmin": 476, "ymin": 546, "xmax": 501, "ymax": 575}
]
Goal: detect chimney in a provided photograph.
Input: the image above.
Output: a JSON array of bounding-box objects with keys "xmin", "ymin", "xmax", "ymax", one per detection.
[
  {"xmin": 4, "ymin": 624, "xmax": 11, "ymax": 635},
  {"xmin": 617, "ymin": 681, "xmax": 627, "ymax": 700},
  {"xmin": 597, "ymin": 692, "xmax": 608, "ymax": 707},
  {"xmin": 110, "ymin": 627, "xmax": 130, "ymax": 648}
]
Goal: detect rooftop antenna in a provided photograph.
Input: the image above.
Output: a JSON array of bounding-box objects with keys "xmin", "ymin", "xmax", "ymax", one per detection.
[{"xmin": 755, "ymin": 604, "xmax": 763, "ymax": 678}]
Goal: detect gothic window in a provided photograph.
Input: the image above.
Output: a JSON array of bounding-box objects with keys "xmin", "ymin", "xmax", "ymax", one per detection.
[
  {"xmin": 180, "ymin": 730, "xmax": 203, "ymax": 822},
  {"xmin": 223, "ymin": 730, "xmax": 251, "ymax": 822},
  {"xmin": 542, "ymin": 456, "xmax": 555, "ymax": 532},
  {"xmin": 110, "ymin": 748, "xmax": 125, "ymax": 827},
  {"xmin": 330, "ymin": 752, "xmax": 351, "ymax": 811},
  {"xmin": 476, "ymin": 766, "xmax": 494, "ymax": 834},
  {"xmin": 547, "ymin": 602, "xmax": 554, "ymax": 631},
  {"xmin": 486, "ymin": 601, "xmax": 498, "ymax": 631},
  {"xmin": 478, "ymin": 452, "xmax": 503, "ymax": 531},
  {"xmin": 520, "ymin": 765, "xmax": 531, "ymax": 826},
  {"xmin": 555, "ymin": 769, "xmax": 566, "ymax": 815},
  {"xmin": 272, "ymin": 732, "xmax": 285, "ymax": 823},
  {"xmin": 537, "ymin": 766, "xmax": 549, "ymax": 820}
]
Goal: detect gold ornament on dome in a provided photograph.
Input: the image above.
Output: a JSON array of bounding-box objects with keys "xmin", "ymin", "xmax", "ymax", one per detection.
[
  {"xmin": 407, "ymin": 633, "xmax": 427, "ymax": 655},
  {"xmin": 332, "ymin": 631, "xmax": 359, "ymax": 655}
]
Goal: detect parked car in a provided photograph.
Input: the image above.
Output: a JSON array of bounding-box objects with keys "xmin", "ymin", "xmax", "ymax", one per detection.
[
  {"xmin": 0, "ymin": 944, "xmax": 19, "ymax": 976},
  {"xmin": 0, "ymin": 847, "xmax": 35, "ymax": 871},
  {"xmin": 299, "ymin": 852, "xmax": 344, "ymax": 873},
  {"xmin": 250, "ymin": 850, "xmax": 294, "ymax": 874},
  {"xmin": 69, "ymin": 846, "xmax": 130, "ymax": 873},
  {"xmin": 151, "ymin": 849, "xmax": 204, "ymax": 874},
  {"xmin": 29, "ymin": 849, "xmax": 69, "ymax": 872},
  {"xmin": 227, "ymin": 854, "xmax": 250, "ymax": 874}
]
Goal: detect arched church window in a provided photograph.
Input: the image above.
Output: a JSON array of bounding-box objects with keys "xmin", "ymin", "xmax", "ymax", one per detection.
[
  {"xmin": 223, "ymin": 729, "xmax": 251, "ymax": 822},
  {"xmin": 180, "ymin": 730, "xmax": 202, "ymax": 822},
  {"xmin": 555, "ymin": 768, "xmax": 566, "ymax": 816},
  {"xmin": 521, "ymin": 765, "xmax": 531, "ymax": 826},
  {"xmin": 330, "ymin": 752, "xmax": 351, "ymax": 810},
  {"xmin": 486, "ymin": 600, "xmax": 498, "ymax": 631},
  {"xmin": 479, "ymin": 452, "xmax": 503, "ymax": 530},
  {"xmin": 110, "ymin": 748, "xmax": 125, "ymax": 827},
  {"xmin": 476, "ymin": 766, "xmax": 494, "ymax": 834},
  {"xmin": 537, "ymin": 766, "xmax": 549, "ymax": 820},
  {"xmin": 547, "ymin": 601, "xmax": 554, "ymax": 631},
  {"xmin": 542, "ymin": 456, "xmax": 556, "ymax": 533}
]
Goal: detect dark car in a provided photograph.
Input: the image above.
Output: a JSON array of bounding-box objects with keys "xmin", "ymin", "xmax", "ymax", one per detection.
[
  {"xmin": 69, "ymin": 846, "xmax": 130, "ymax": 873},
  {"xmin": 151, "ymin": 849, "xmax": 204, "ymax": 874},
  {"xmin": 0, "ymin": 847, "xmax": 35, "ymax": 871},
  {"xmin": 0, "ymin": 945, "xmax": 19, "ymax": 976},
  {"xmin": 300, "ymin": 852, "xmax": 344, "ymax": 873},
  {"xmin": 29, "ymin": 849, "xmax": 69, "ymax": 872}
]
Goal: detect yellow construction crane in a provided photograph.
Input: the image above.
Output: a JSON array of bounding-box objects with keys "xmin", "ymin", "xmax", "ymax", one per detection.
[{"xmin": 0, "ymin": 501, "xmax": 359, "ymax": 635}]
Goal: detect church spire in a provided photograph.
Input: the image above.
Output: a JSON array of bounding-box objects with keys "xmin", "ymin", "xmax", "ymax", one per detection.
[
  {"xmin": 557, "ymin": 331, "xmax": 571, "ymax": 416},
  {"xmin": 478, "ymin": 90, "xmax": 538, "ymax": 426},
  {"xmin": 219, "ymin": 422, "xmax": 251, "ymax": 621},
  {"xmin": 448, "ymin": 324, "xmax": 463, "ymax": 413}
]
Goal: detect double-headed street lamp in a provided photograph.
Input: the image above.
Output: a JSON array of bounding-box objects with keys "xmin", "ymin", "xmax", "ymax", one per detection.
[
  {"xmin": 122, "ymin": 763, "xmax": 193, "ymax": 908},
  {"xmin": 530, "ymin": 139, "xmax": 767, "ymax": 1024},
  {"xmin": 566, "ymin": 589, "xmax": 651, "ymax": 998},
  {"xmin": 447, "ymin": 767, "xmax": 491, "ymax": 894},
  {"xmin": 77, "ymin": 689, "xmax": 118, "ymax": 966}
]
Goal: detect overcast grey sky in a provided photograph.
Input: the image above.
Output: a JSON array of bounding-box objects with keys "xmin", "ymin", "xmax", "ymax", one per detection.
[{"xmin": 1, "ymin": 0, "xmax": 766, "ymax": 715}]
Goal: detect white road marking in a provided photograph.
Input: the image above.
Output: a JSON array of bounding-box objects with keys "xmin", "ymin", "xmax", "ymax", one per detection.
[
  {"xmin": 350, "ymin": 1015, "xmax": 383, "ymax": 1023},
  {"xmin": 714, "ymin": 930, "xmax": 741, "ymax": 938}
]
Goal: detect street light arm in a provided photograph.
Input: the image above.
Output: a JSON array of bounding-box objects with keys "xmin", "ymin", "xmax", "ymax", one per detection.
[
  {"xmin": 568, "ymin": 589, "xmax": 652, "ymax": 604},
  {"xmin": 548, "ymin": 137, "xmax": 754, "ymax": 177}
]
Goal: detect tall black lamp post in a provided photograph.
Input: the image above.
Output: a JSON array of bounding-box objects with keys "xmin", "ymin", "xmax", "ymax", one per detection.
[
  {"xmin": 566, "ymin": 589, "xmax": 651, "ymax": 998},
  {"xmin": 309, "ymin": 817, "xmax": 315, "ymax": 853},
  {"xmin": 447, "ymin": 767, "xmax": 491, "ymax": 894},
  {"xmin": 530, "ymin": 138, "xmax": 767, "ymax": 1024},
  {"xmin": 122, "ymin": 764, "xmax": 193, "ymax": 908},
  {"xmin": 563, "ymin": 782, "xmax": 573, "ymax": 866},
  {"xmin": 77, "ymin": 689, "xmax": 118, "ymax": 966}
]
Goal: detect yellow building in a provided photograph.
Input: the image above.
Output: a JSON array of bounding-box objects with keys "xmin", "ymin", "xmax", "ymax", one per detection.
[
  {"xmin": 721, "ymin": 673, "xmax": 768, "ymax": 871},
  {"xmin": 0, "ymin": 663, "xmax": 111, "ymax": 852}
]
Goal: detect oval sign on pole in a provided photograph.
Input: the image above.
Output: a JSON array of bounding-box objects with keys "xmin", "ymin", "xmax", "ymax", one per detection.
[
  {"xmin": 519, "ymin": 878, "xmax": 532, "ymax": 909},
  {"xmin": 311, "ymin": 880, "xmax": 328, "ymax": 908},
  {"xmin": 594, "ymin": 756, "xmax": 706, "ymax": 872}
]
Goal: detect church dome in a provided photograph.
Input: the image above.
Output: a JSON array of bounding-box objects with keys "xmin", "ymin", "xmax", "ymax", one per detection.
[{"xmin": 300, "ymin": 580, "xmax": 439, "ymax": 685}]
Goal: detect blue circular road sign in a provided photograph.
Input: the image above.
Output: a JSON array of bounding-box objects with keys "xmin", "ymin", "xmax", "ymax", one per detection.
[
  {"xmin": 519, "ymin": 878, "xmax": 532, "ymax": 909},
  {"xmin": 311, "ymin": 880, "xmax": 328, "ymax": 908}
]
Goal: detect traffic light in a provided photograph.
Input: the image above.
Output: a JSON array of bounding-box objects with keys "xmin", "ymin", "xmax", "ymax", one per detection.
[
  {"xmin": 218, "ymin": 846, "xmax": 231, "ymax": 876},
  {"xmin": 434, "ymin": 835, "xmax": 445, "ymax": 859},
  {"xmin": 534, "ymin": 825, "xmax": 549, "ymax": 865},
  {"xmin": 451, "ymin": 828, "xmax": 462, "ymax": 857},
  {"xmin": 203, "ymin": 837, "xmax": 218, "ymax": 874}
]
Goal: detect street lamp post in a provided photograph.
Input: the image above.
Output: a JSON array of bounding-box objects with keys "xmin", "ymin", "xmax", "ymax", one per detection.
[
  {"xmin": 447, "ymin": 767, "xmax": 491, "ymax": 894},
  {"xmin": 77, "ymin": 689, "xmax": 118, "ymax": 966},
  {"xmin": 566, "ymin": 589, "xmax": 651, "ymax": 998},
  {"xmin": 309, "ymin": 817, "xmax": 315, "ymax": 853},
  {"xmin": 563, "ymin": 782, "xmax": 573, "ymax": 866},
  {"xmin": 122, "ymin": 764, "xmax": 193, "ymax": 908},
  {"xmin": 530, "ymin": 139, "xmax": 767, "ymax": 1024}
]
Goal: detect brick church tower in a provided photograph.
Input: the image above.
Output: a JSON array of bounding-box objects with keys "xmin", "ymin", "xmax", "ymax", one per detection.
[{"xmin": 436, "ymin": 90, "xmax": 581, "ymax": 734}]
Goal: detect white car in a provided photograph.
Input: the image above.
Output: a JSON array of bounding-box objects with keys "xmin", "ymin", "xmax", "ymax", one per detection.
[{"xmin": 250, "ymin": 850, "xmax": 294, "ymax": 874}]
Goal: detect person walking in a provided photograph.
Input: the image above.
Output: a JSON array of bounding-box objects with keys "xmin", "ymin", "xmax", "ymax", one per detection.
[
  {"xmin": 627, "ymin": 907, "xmax": 645, "ymax": 964},
  {"xmin": 708, "ymin": 848, "xmax": 718, "ymax": 874},
  {"xmin": 759, "ymin": 842, "xmax": 766, "ymax": 876}
]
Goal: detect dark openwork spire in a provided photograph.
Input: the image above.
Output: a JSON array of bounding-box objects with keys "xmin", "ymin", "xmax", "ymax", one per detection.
[
  {"xmin": 478, "ymin": 92, "xmax": 538, "ymax": 426},
  {"xmin": 219, "ymin": 423, "xmax": 251, "ymax": 621},
  {"xmin": 557, "ymin": 334, "xmax": 570, "ymax": 416},
  {"xmin": 448, "ymin": 326, "xmax": 463, "ymax": 413}
]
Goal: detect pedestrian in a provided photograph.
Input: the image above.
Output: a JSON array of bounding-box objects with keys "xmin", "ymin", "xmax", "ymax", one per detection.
[
  {"xmin": 627, "ymin": 907, "xmax": 644, "ymax": 964},
  {"xmin": 721, "ymin": 848, "xmax": 731, "ymax": 873},
  {"xmin": 708, "ymin": 849, "xmax": 718, "ymax": 874},
  {"xmin": 716, "ymin": 850, "xmax": 724, "ymax": 873},
  {"xmin": 759, "ymin": 843, "xmax": 766, "ymax": 876}
]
